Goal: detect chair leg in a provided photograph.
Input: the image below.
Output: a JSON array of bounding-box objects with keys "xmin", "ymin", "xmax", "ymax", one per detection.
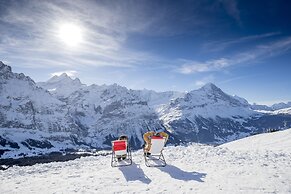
[
  {"xmin": 111, "ymin": 146, "xmax": 132, "ymax": 167},
  {"xmin": 111, "ymin": 151, "xmax": 116, "ymax": 167},
  {"xmin": 159, "ymin": 152, "xmax": 167, "ymax": 167},
  {"xmin": 128, "ymin": 148, "xmax": 132, "ymax": 165},
  {"xmin": 144, "ymin": 151, "xmax": 166, "ymax": 167}
]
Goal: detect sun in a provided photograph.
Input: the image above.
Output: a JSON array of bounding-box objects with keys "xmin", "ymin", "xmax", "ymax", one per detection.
[{"xmin": 57, "ymin": 23, "xmax": 83, "ymax": 47}]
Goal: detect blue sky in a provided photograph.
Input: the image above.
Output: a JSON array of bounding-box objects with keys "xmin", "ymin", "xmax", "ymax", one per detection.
[{"xmin": 0, "ymin": 0, "xmax": 291, "ymax": 105}]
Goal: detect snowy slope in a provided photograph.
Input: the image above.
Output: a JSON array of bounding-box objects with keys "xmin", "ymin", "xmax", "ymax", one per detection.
[
  {"xmin": 273, "ymin": 107, "xmax": 291, "ymax": 115},
  {"xmin": 220, "ymin": 128, "xmax": 291, "ymax": 151},
  {"xmin": 1, "ymin": 130, "xmax": 290, "ymax": 193}
]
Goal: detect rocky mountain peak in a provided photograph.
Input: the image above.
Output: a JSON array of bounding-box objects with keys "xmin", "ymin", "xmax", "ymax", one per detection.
[
  {"xmin": 37, "ymin": 73, "xmax": 84, "ymax": 97},
  {"xmin": 0, "ymin": 61, "xmax": 35, "ymax": 83},
  {"xmin": 199, "ymin": 83, "xmax": 222, "ymax": 93},
  {"xmin": 0, "ymin": 61, "xmax": 12, "ymax": 75},
  {"xmin": 47, "ymin": 73, "xmax": 77, "ymax": 83},
  {"xmin": 41, "ymin": 72, "xmax": 85, "ymax": 88}
]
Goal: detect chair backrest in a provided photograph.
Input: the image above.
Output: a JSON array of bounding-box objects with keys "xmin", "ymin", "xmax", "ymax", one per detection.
[
  {"xmin": 112, "ymin": 140, "xmax": 127, "ymax": 156},
  {"xmin": 149, "ymin": 136, "xmax": 166, "ymax": 155}
]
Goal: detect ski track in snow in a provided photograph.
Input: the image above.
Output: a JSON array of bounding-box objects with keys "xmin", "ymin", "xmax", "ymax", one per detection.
[{"xmin": 1, "ymin": 143, "xmax": 291, "ymax": 194}]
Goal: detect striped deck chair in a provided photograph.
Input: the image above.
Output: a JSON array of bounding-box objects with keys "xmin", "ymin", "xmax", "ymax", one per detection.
[
  {"xmin": 111, "ymin": 140, "xmax": 132, "ymax": 167},
  {"xmin": 144, "ymin": 136, "xmax": 167, "ymax": 167}
]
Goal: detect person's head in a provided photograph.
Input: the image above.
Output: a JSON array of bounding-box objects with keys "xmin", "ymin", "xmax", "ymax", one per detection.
[
  {"xmin": 154, "ymin": 129, "xmax": 164, "ymax": 136},
  {"xmin": 119, "ymin": 135, "xmax": 128, "ymax": 140}
]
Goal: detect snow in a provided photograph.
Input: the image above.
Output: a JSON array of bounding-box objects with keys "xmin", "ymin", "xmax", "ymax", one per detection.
[
  {"xmin": 1, "ymin": 130, "xmax": 291, "ymax": 193},
  {"xmin": 254, "ymin": 107, "xmax": 291, "ymax": 115},
  {"xmin": 273, "ymin": 107, "xmax": 291, "ymax": 115},
  {"xmin": 220, "ymin": 128, "xmax": 291, "ymax": 151}
]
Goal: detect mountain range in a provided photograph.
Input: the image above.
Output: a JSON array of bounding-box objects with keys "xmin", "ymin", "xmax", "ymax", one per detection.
[{"xmin": 1, "ymin": 61, "xmax": 291, "ymax": 158}]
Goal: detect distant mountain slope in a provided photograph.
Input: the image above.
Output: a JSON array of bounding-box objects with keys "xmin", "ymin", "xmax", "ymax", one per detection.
[
  {"xmin": 251, "ymin": 101, "xmax": 291, "ymax": 111},
  {"xmin": 271, "ymin": 102, "xmax": 291, "ymax": 110},
  {"xmin": 273, "ymin": 107, "xmax": 291, "ymax": 115}
]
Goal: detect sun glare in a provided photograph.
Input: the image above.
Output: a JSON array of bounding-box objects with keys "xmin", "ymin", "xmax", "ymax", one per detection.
[{"xmin": 58, "ymin": 23, "xmax": 83, "ymax": 47}]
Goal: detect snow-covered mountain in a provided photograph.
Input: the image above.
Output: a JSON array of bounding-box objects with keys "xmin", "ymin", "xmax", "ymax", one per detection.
[
  {"xmin": 1, "ymin": 61, "xmax": 291, "ymax": 158},
  {"xmin": 273, "ymin": 107, "xmax": 291, "ymax": 115},
  {"xmin": 250, "ymin": 103, "xmax": 273, "ymax": 111},
  {"xmin": 1, "ymin": 128, "xmax": 290, "ymax": 193},
  {"xmin": 251, "ymin": 101, "xmax": 291, "ymax": 111},
  {"xmin": 157, "ymin": 83, "xmax": 261, "ymax": 144},
  {"xmin": 271, "ymin": 102, "xmax": 291, "ymax": 110},
  {"xmin": 37, "ymin": 73, "xmax": 85, "ymax": 98},
  {"xmin": 0, "ymin": 61, "xmax": 75, "ymax": 132},
  {"xmin": 159, "ymin": 83, "xmax": 253, "ymax": 120}
]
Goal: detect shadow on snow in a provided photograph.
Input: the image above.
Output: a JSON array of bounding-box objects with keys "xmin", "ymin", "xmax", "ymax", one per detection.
[
  {"xmin": 119, "ymin": 162, "xmax": 151, "ymax": 184},
  {"xmin": 157, "ymin": 164, "xmax": 206, "ymax": 182}
]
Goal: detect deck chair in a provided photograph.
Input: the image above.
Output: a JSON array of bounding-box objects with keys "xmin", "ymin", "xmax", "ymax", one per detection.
[
  {"xmin": 111, "ymin": 140, "xmax": 132, "ymax": 167},
  {"xmin": 144, "ymin": 136, "xmax": 167, "ymax": 167}
]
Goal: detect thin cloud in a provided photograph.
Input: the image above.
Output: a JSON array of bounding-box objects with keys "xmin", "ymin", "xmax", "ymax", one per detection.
[
  {"xmin": 178, "ymin": 58, "xmax": 231, "ymax": 74},
  {"xmin": 203, "ymin": 32, "xmax": 281, "ymax": 52},
  {"xmin": 177, "ymin": 36, "xmax": 291, "ymax": 74}
]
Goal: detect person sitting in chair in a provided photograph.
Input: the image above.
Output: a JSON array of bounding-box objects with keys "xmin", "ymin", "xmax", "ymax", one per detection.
[
  {"xmin": 143, "ymin": 129, "xmax": 169, "ymax": 156},
  {"xmin": 117, "ymin": 135, "xmax": 128, "ymax": 161}
]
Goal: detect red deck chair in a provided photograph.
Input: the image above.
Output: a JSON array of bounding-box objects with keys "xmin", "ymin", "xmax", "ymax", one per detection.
[
  {"xmin": 144, "ymin": 136, "xmax": 167, "ymax": 167},
  {"xmin": 111, "ymin": 140, "xmax": 132, "ymax": 167}
]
